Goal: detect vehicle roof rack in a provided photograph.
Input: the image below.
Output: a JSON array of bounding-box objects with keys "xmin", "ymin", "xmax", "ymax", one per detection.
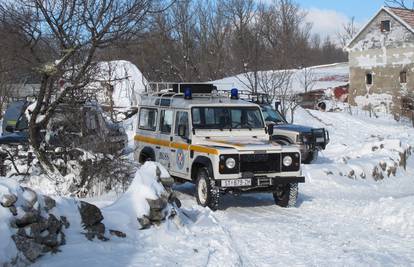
[
  {"xmin": 141, "ymin": 82, "xmax": 236, "ymax": 107},
  {"xmin": 218, "ymin": 90, "xmax": 273, "ymax": 105}
]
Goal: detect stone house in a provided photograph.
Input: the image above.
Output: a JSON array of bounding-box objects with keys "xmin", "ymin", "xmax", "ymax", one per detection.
[{"xmin": 347, "ymin": 7, "xmax": 414, "ymax": 115}]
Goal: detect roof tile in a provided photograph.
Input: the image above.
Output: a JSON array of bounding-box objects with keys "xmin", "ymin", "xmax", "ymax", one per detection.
[{"xmin": 389, "ymin": 7, "xmax": 414, "ymax": 30}]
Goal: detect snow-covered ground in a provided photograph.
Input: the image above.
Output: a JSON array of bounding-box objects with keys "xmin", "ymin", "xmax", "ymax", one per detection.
[
  {"xmin": 19, "ymin": 107, "xmax": 414, "ymax": 267},
  {"xmin": 213, "ymin": 62, "xmax": 349, "ymax": 92}
]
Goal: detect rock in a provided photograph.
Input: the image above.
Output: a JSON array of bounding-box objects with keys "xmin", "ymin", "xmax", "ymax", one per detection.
[
  {"xmin": 137, "ymin": 216, "xmax": 151, "ymax": 230},
  {"xmin": 168, "ymin": 192, "xmax": 181, "ymax": 208},
  {"xmin": 60, "ymin": 216, "xmax": 70, "ymax": 229},
  {"xmin": 9, "ymin": 205, "xmax": 17, "ymax": 216},
  {"xmin": 84, "ymin": 222, "xmax": 107, "ymax": 241},
  {"xmin": 109, "ymin": 229, "xmax": 126, "ymax": 238},
  {"xmin": 147, "ymin": 198, "xmax": 167, "ymax": 211},
  {"xmin": 23, "ymin": 222, "xmax": 48, "ymax": 238},
  {"xmin": 43, "ymin": 196, "xmax": 56, "ymax": 211},
  {"xmin": 78, "ymin": 201, "xmax": 104, "ymax": 227},
  {"xmin": 12, "ymin": 234, "xmax": 43, "ymax": 262},
  {"xmin": 15, "ymin": 211, "xmax": 41, "ymax": 227},
  {"xmin": 148, "ymin": 209, "xmax": 167, "ymax": 222},
  {"xmin": 59, "ymin": 231, "xmax": 66, "ymax": 246},
  {"xmin": 160, "ymin": 177, "xmax": 175, "ymax": 188},
  {"xmin": 22, "ymin": 187, "xmax": 38, "ymax": 208},
  {"xmin": 1, "ymin": 194, "xmax": 17, "ymax": 207},
  {"xmin": 40, "ymin": 232, "xmax": 59, "ymax": 247},
  {"xmin": 89, "ymin": 222, "xmax": 105, "ymax": 235},
  {"xmin": 372, "ymin": 166, "xmax": 384, "ymax": 181},
  {"xmin": 46, "ymin": 214, "xmax": 62, "ymax": 234},
  {"xmin": 379, "ymin": 162, "xmax": 387, "ymax": 171}
]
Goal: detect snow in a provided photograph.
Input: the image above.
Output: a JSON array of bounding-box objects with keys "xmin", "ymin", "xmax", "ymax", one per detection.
[
  {"xmin": 3, "ymin": 60, "xmax": 414, "ymax": 265},
  {"xmin": 354, "ymin": 93, "xmax": 394, "ymax": 112},
  {"xmin": 4, "ymin": 106, "xmax": 410, "ymax": 266},
  {"xmin": 93, "ymin": 60, "xmax": 148, "ymax": 108},
  {"xmin": 213, "ymin": 62, "xmax": 349, "ymax": 93},
  {"xmin": 105, "ymin": 162, "xmax": 168, "ymax": 225},
  {"xmin": 0, "ymin": 180, "xmax": 18, "ymax": 265}
]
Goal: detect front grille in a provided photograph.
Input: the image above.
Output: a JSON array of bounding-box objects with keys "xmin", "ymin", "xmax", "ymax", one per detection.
[{"xmin": 240, "ymin": 153, "xmax": 281, "ymax": 173}]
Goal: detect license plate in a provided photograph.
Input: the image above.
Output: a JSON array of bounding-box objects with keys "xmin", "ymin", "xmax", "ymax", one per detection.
[
  {"xmin": 221, "ymin": 179, "xmax": 252, "ymax": 187},
  {"xmin": 316, "ymin": 137, "xmax": 325, "ymax": 143}
]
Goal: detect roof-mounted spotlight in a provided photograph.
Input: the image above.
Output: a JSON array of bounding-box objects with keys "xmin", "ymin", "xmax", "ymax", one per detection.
[
  {"xmin": 230, "ymin": 88, "xmax": 239, "ymax": 100},
  {"xmin": 184, "ymin": 87, "xmax": 192, "ymax": 100}
]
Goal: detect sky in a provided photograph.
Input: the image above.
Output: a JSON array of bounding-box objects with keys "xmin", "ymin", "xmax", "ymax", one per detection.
[{"xmin": 296, "ymin": 0, "xmax": 387, "ymax": 42}]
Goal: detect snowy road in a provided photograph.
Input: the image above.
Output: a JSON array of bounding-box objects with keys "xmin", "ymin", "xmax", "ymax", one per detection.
[
  {"xmin": 176, "ymin": 162, "xmax": 414, "ymax": 266},
  {"xmin": 174, "ymin": 108, "xmax": 414, "ymax": 266}
]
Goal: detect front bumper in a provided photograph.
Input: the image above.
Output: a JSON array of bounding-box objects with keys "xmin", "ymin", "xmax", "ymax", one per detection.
[
  {"xmin": 216, "ymin": 175, "xmax": 305, "ymax": 189},
  {"xmin": 298, "ymin": 128, "xmax": 330, "ymax": 155}
]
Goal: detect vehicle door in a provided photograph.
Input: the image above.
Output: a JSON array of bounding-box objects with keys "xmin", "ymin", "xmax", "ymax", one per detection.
[
  {"xmin": 158, "ymin": 109, "xmax": 174, "ymax": 169},
  {"xmin": 170, "ymin": 110, "xmax": 190, "ymax": 177}
]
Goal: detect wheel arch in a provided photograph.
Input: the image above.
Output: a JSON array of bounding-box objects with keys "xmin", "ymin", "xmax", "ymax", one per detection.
[
  {"xmin": 271, "ymin": 135, "xmax": 294, "ymax": 144},
  {"xmin": 191, "ymin": 156, "xmax": 214, "ymax": 181},
  {"xmin": 139, "ymin": 146, "xmax": 156, "ymax": 163}
]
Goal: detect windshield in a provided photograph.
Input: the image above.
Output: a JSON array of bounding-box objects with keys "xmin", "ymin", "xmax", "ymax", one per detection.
[
  {"xmin": 192, "ymin": 107, "xmax": 264, "ymax": 130},
  {"xmin": 261, "ymin": 106, "xmax": 286, "ymax": 124}
]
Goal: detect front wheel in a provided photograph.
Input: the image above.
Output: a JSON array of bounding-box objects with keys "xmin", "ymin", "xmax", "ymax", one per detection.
[
  {"xmin": 273, "ymin": 183, "xmax": 298, "ymax": 208},
  {"xmin": 303, "ymin": 150, "xmax": 318, "ymax": 164},
  {"xmin": 195, "ymin": 167, "xmax": 219, "ymax": 211}
]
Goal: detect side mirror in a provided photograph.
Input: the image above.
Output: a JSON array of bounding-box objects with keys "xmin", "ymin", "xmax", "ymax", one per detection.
[
  {"xmin": 267, "ymin": 124, "xmax": 274, "ymax": 136},
  {"xmin": 178, "ymin": 125, "xmax": 187, "ymax": 138}
]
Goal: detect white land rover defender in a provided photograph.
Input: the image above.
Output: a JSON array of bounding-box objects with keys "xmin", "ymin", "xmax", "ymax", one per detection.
[{"xmin": 134, "ymin": 83, "xmax": 305, "ymax": 210}]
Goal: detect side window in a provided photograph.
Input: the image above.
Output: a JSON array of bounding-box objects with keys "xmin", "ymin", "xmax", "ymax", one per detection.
[
  {"xmin": 175, "ymin": 111, "xmax": 189, "ymax": 137},
  {"xmin": 400, "ymin": 71, "xmax": 407, "ymax": 84},
  {"xmin": 139, "ymin": 108, "xmax": 158, "ymax": 131},
  {"xmin": 366, "ymin": 73, "xmax": 373, "ymax": 85},
  {"xmin": 160, "ymin": 110, "xmax": 173, "ymax": 134},
  {"xmin": 381, "ymin": 20, "xmax": 390, "ymax": 32}
]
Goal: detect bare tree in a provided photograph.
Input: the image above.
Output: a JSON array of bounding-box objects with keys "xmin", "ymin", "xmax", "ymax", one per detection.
[
  {"xmin": 0, "ymin": 0, "xmax": 171, "ymax": 177},
  {"xmin": 297, "ymin": 67, "xmax": 316, "ymax": 93},
  {"xmin": 337, "ymin": 16, "xmax": 358, "ymax": 48},
  {"xmin": 385, "ymin": 0, "xmax": 414, "ymax": 9},
  {"xmin": 272, "ymin": 73, "xmax": 299, "ymax": 122}
]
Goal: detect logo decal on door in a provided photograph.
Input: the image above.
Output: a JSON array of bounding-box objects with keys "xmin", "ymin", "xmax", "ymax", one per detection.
[{"xmin": 176, "ymin": 149, "xmax": 185, "ymax": 170}]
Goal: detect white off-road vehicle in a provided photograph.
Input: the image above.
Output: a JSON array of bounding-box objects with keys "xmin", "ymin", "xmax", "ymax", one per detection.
[{"xmin": 134, "ymin": 84, "xmax": 304, "ymax": 210}]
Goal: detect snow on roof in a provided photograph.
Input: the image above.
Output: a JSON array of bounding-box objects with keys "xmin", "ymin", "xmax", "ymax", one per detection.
[{"xmin": 347, "ymin": 6, "xmax": 414, "ymax": 49}]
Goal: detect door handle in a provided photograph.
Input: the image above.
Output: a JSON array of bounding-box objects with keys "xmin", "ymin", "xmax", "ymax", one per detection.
[
  {"xmin": 171, "ymin": 149, "xmax": 176, "ymax": 152},
  {"xmin": 155, "ymin": 146, "xmax": 161, "ymax": 149}
]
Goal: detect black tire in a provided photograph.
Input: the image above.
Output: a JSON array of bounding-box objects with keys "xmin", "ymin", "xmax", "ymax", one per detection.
[
  {"xmin": 273, "ymin": 183, "xmax": 298, "ymax": 208},
  {"xmin": 302, "ymin": 150, "xmax": 318, "ymax": 164},
  {"xmin": 195, "ymin": 167, "xmax": 219, "ymax": 211}
]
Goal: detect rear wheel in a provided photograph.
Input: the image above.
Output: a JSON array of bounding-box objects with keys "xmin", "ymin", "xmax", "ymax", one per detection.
[
  {"xmin": 273, "ymin": 183, "xmax": 298, "ymax": 208},
  {"xmin": 195, "ymin": 167, "xmax": 219, "ymax": 211}
]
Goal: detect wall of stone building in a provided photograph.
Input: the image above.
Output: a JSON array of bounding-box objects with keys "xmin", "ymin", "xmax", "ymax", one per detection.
[
  {"xmin": 348, "ymin": 9, "xmax": 414, "ymax": 115},
  {"xmin": 349, "ymin": 63, "xmax": 414, "ymax": 112},
  {"xmin": 348, "ymin": 10, "xmax": 414, "ymax": 52}
]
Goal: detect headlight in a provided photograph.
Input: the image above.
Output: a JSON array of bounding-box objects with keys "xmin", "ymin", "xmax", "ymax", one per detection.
[
  {"xmin": 225, "ymin": 157, "xmax": 236, "ymax": 169},
  {"xmin": 282, "ymin": 156, "xmax": 293, "ymax": 167}
]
